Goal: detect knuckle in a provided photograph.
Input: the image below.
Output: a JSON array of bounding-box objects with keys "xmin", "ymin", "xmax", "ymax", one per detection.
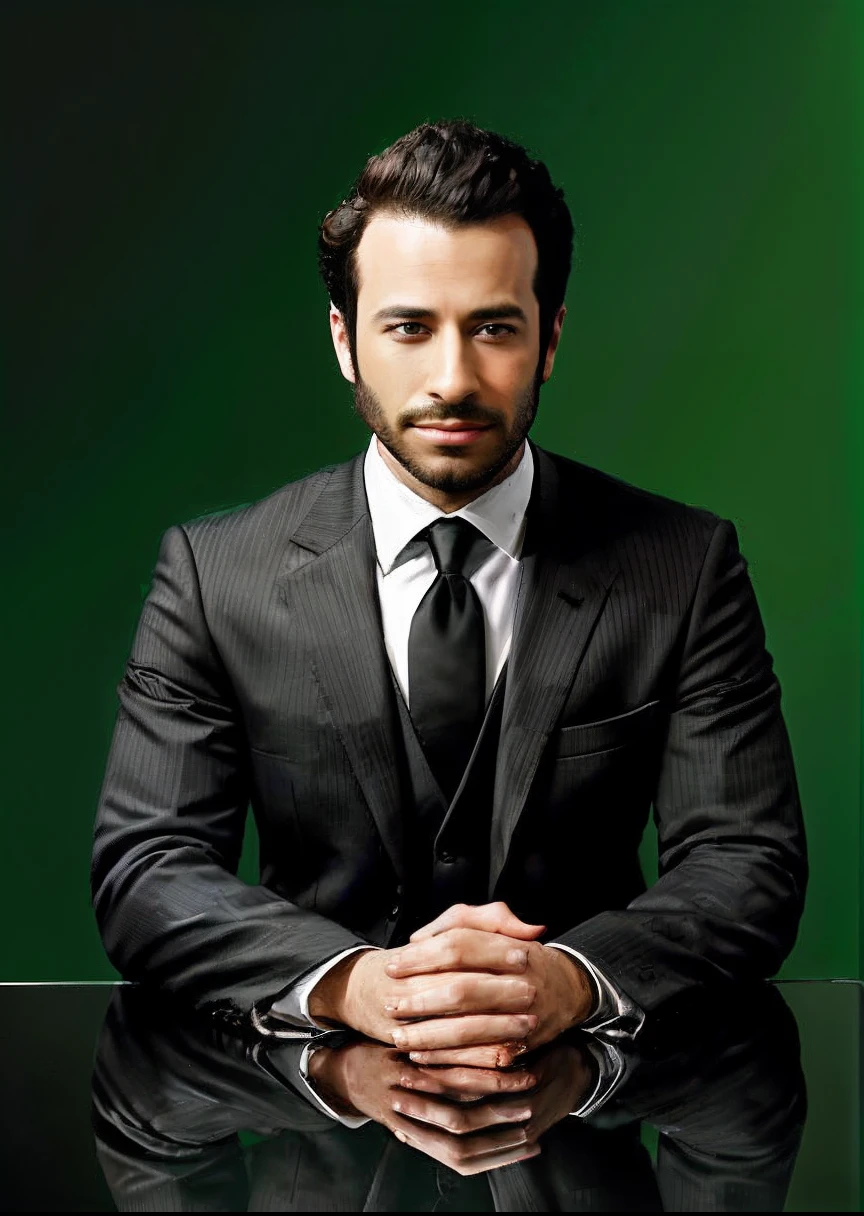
[
  {"xmin": 441, "ymin": 942, "xmax": 460, "ymax": 969},
  {"xmin": 448, "ymin": 979, "xmax": 467, "ymax": 1004}
]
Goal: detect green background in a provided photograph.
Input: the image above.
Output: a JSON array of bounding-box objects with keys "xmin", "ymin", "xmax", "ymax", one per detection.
[{"xmin": 5, "ymin": 0, "xmax": 861, "ymax": 983}]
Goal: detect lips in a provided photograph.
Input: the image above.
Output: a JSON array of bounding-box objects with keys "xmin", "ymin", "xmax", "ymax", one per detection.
[
  {"xmin": 412, "ymin": 422, "xmax": 492, "ymax": 446},
  {"xmin": 413, "ymin": 422, "xmax": 492, "ymax": 431}
]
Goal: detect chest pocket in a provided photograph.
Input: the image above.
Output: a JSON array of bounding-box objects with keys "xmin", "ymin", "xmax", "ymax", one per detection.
[{"xmin": 551, "ymin": 698, "xmax": 663, "ymax": 760}]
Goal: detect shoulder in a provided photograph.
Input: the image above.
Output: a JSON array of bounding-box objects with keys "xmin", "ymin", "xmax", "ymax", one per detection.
[
  {"xmin": 541, "ymin": 444, "xmax": 721, "ymax": 529},
  {"xmin": 535, "ymin": 445, "xmax": 736, "ymax": 593},
  {"xmin": 174, "ymin": 455, "xmax": 351, "ymax": 553}
]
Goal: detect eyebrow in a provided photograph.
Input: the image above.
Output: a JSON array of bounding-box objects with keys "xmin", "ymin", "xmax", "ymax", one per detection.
[{"xmin": 371, "ymin": 302, "xmax": 529, "ymax": 325}]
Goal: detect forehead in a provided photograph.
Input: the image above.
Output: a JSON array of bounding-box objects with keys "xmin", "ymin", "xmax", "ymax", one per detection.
[{"xmin": 354, "ymin": 211, "xmax": 538, "ymax": 308}]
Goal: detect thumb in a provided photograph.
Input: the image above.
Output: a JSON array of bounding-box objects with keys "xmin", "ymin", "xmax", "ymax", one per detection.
[{"xmin": 410, "ymin": 901, "xmax": 546, "ymax": 942}]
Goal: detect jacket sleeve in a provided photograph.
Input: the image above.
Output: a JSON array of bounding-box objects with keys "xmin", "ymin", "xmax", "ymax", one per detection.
[
  {"xmin": 552, "ymin": 518, "xmax": 808, "ymax": 1013},
  {"xmin": 90, "ymin": 523, "xmax": 368, "ymax": 1029}
]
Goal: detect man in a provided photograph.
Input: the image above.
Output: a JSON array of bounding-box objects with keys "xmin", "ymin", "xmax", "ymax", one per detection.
[{"xmin": 91, "ymin": 119, "xmax": 807, "ymax": 1069}]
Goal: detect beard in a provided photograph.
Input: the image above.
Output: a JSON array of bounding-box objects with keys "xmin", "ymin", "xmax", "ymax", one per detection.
[{"xmin": 349, "ymin": 363, "xmax": 543, "ymax": 497}]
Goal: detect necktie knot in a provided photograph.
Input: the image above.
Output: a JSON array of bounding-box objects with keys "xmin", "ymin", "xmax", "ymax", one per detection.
[{"xmin": 425, "ymin": 517, "xmax": 489, "ymax": 577}]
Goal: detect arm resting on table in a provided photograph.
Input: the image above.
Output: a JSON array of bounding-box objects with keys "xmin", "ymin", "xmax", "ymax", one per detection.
[
  {"xmin": 552, "ymin": 519, "xmax": 808, "ymax": 1015},
  {"xmin": 90, "ymin": 524, "xmax": 369, "ymax": 1029}
]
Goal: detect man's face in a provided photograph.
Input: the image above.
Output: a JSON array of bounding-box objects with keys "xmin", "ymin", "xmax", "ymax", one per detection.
[{"xmin": 329, "ymin": 211, "xmax": 565, "ymax": 508}]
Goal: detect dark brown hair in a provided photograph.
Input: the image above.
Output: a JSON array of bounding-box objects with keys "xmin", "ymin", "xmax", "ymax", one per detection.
[{"xmin": 317, "ymin": 118, "xmax": 575, "ymax": 378}]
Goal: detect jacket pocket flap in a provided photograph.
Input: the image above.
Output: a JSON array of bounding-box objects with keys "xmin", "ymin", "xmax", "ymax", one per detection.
[{"xmin": 552, "ymin": 698, "xmax": 663, "ymax": 759}]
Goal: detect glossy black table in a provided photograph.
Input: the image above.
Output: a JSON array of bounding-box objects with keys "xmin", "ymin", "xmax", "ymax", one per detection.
[{"xmin": 0, "ymin": 979, "xmax": 860, "ymax": 1212}]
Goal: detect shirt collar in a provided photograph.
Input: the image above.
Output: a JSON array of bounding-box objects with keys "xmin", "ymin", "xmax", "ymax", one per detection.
[{"xmin": 363, "ymin": 431, "xmax": 534, "ymax": 576}]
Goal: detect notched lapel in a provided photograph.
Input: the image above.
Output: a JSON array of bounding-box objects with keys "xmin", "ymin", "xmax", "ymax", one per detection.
[
  {"xmin": 490, "ymin": 444, "xmax": 621, "ymax": 888},
  {"xmin": 274, "ymin": 455, "xmax": 405, "ymax": 882}
]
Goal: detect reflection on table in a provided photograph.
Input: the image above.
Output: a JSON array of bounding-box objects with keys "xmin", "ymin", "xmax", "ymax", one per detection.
[{"xmin": 92, "ymin": 981, "xmax": 806, "ymax": 1211}]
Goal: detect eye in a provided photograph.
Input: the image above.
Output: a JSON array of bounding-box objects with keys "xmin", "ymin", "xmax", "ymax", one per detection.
[
  {"xmin": 388, "ymin": 322, "xmax": 426, "ymax": 337},
  {"xmin": 477, "ymin": 324, "xmax": 516, "ymax": 339},
  {"xmin": 384, "ymin": 323, "xmax": 517, "ymax": 340}
]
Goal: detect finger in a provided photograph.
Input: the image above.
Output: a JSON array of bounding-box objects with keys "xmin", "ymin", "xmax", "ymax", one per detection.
[
  {"xmin": 410, "ymin": 901, "xmax": 546, "ymax": 943},
  {"xmin": 392, "ymin": 1091, "xmax": 533, "ymax": 1135},
  {"xmin": 386, "ymin": 928, "xmax": 534, "ymax": 977},
  {"xmin": 398, "ymin": 1064, "xmax": 537, "ymax": 1099},
  {"xmin": 385, "ymin": 976, "xmax": 535, "ymax": 1019},
  {"xmin": 392, "ymin": 1013, "xmax": 537, "ymax": 1053},
  {"xmin": 406, "ymin": 1041, "xmax": 532, "ymax": 1069},
  {"xmin": 389, "ymin": 1114, "xmax": 540, "ymax": 1175}
]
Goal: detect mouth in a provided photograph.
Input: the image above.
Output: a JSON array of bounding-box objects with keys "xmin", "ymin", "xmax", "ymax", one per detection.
[{"xmin": 412, "ymin": 422, "xmax": 494, "ymax": 446}]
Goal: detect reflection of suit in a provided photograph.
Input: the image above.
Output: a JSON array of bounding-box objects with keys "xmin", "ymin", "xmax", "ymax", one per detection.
[
  {"xmin": 91, "ymin": 983, "xmax": 805, "ymax": 1212},
  {"xmin": 91, "ymin": 439, "xmax": 807, "ymax": 1028}
]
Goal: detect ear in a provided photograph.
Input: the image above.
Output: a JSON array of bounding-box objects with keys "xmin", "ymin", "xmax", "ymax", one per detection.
[
  {"xmin": 329, "ymin": 302, "xmax": 356, "ymax": 384},
  {"xmin": 541, "ymin": 305, "xmax": 567, "ymax": 384}
]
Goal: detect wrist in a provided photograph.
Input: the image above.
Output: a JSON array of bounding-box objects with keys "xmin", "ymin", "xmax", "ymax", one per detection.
[
  {"xmin": 307, "ymin": 949, "xmax": 374, "ymax": 1029},
  {"xmin": 307, "ymin": 1048, "xmax": 363, "ymax": 1118},
  {"xmin": 545, "ymin": 945, "xmax": 596, "ymax": 1028}
]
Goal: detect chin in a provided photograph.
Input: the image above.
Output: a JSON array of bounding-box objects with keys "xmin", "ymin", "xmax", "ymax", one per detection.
[{"xmin": 400, "ymin": 435, "xmax": 520, "ymax": 493}]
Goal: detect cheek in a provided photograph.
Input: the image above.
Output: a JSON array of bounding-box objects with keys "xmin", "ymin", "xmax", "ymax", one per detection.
[
  {"xmin": 367, "ymin": 357, "xmax": 431, "ymax": 410},
  {"xmin": 494, "ymin": 362, "xmax": 536, "ymax": 402}
]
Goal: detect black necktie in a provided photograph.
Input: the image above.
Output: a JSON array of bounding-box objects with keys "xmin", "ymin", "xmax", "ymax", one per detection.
[{"xmin": 407, "ymin": 517, "xmax": 492, "ymax": 802}]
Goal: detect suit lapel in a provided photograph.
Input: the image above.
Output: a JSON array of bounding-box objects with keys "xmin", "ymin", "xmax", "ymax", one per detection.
[
  {"xmin": 489, "ymin": 442, "xmax": 620, "ymax": 888},
  {"xmin": 274, "ymin": 452, "xmax": 406, "ymax": 882}
]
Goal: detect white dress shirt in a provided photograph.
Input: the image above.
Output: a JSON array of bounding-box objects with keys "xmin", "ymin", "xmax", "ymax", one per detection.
[{"xmin": 254, "ymin": 432, "xmax": 645, "ymax": 1055}]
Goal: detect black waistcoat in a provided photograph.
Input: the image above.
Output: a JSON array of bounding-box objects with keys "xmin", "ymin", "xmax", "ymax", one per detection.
[{"xmin": 387, "ymin": 660, "xmax": 509, "ymax": 937}]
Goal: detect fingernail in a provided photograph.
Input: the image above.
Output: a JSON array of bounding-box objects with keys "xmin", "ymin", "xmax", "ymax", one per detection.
[
  {"xmin": 524, "ymin": 1014, "xmax": 538, "ymax": 1029},
  {"xmin": 515, "ymin": 1109, "xmax": 532, "ymax": 1120},
  {"xmin": 394, "ymin": 1130, "xmax": 407, "ymax": 1142},
  {"xmin": 384, "ymin": 1001, "xmax": 399, "ymax": 1012},
  {"xmin": 409, "ymin": 1051, "xmax": 428, "ymax": 1062},
  {"xmin": 392, "ymin": 1099, "xmax": 402, "ymax": 1112},
  {"xmin": 507, "ymin": 949, "xmax": 527, "ymax": 966},
  {"xmin": 393, "ymin": 1030, "xmax": 408, "ymax": 1047}
]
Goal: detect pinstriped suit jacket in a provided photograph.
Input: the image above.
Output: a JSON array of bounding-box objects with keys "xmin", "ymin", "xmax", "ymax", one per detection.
[{"xmin": 90, "ymin": 439, "xmax": 807, "ymax": 1029}]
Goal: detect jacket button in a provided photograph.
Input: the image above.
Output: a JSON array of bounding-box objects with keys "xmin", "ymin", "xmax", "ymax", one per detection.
[
  {"xmin": 438, "ymin": 850, "xmax": 456, "ymax": 864},
  {"xmin": 390, "ymin": 904, "xmax": 400, "ymax": 918}
]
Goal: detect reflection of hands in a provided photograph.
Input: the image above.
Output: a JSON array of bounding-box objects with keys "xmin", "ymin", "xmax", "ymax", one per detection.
[
  {"xmin": 307, "ymin": 1038, "xmax": 595, "ymax": 1176},
  {"xmin": 383, "ymin": 902, "xmax": 595, "ymax": 1067}
]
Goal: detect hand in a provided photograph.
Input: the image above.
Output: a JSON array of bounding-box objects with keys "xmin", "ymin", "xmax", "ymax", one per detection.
[
  {"xmin": 383, "ymin": 902, "xmax": 595, "ymax": 1066},
  {"xmin": 307, "ymin": 1039, "xmax": 593, "ymax": 1176},
  {"xmin": 307, "ymin": 940, "xmax": 540, "ymax": 1052},
  {"xmin": 308, "ymin": 1038, "xmax": 535, "ymax": 1124},
  {"xmin": 308, "ymin": 1041, "xmax": 542, "ymax": 1174},
  {"xmin": 389, "ymin": 1040, "xmax": 596, "ymax": 1170}
]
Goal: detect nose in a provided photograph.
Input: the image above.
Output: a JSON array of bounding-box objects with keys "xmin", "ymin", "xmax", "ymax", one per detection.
[{"xmin": 424, "ymin": 327, "xmax": 482, "ymax": 405}]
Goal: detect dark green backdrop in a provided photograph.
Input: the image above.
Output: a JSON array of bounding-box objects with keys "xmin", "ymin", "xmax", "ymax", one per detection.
[{"xmin": 5, "ymin": 0, "xmax": 861, "ymax": 982}]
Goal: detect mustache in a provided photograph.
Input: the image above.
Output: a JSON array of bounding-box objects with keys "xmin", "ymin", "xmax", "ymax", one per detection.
[{"xmin": 404, "ymin": 405, "xmax": 499, "ymax": 427}]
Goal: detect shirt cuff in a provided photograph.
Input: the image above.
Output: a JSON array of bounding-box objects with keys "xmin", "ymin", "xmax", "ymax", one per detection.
[
  {"xmin": 569, "ymin": 1038, "xmax": 629, "ymax": 1118},
  {"xmin": 546, "ymin": 943, "xmax": 646, "ymax": 1041},
  {"xmin": 251, "ymin": 946, "xmax": 380, "ymax": 1037}
]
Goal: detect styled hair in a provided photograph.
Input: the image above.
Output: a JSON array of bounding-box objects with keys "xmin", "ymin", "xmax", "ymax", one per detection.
[{"xmin": 317, "ymin": 118, "xmax": 575, "ymax": 377}]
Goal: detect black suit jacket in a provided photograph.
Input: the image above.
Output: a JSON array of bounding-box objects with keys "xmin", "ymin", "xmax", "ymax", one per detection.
[{"xmin": 91, "ymin": 439, "xmax": 807, "ymax": 1026}]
